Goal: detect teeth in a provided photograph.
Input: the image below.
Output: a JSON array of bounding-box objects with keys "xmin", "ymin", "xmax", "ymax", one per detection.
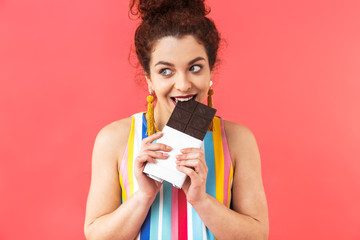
[{"xmin": 174, "ymin": 96, "xmax": 194, "ymax": 103}]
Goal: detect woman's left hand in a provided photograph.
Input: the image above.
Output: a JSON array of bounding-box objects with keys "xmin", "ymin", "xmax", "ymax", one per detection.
[{"xmin": 176, "ymin": 148, "xmax": 208, "ymax": 205}]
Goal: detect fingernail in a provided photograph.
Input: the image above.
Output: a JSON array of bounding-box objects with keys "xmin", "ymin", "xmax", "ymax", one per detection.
[
  {"xmin": 166, "ymin": 146, "xmax": 172, "ymax": 150},
  {"xmin": 176, "ymin": 155, "xmax": 180, "ymax": 159},
  {"xmin": 163, "ymin": 153, "xmax": 168, "ymax": 157}
]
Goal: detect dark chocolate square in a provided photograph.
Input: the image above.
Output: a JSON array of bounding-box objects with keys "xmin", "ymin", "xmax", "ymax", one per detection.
[
  {"xmin": 177, "ymin": 99, "xmax": 197, "ymax": 112},
  {"xmin": 184, "ymin": 126, "xmax": 206, "ymax": 140},
  {"xmin": 195, "ymin": 104, "xmax": 217, "ymax": 120},
  {"xmin": 167, "ymin": 118, "xmax": 186, "ymax": 132},
  {"xmin": 171, "ymin": 108, "xmax": 192, "ymax": 124},
  {"xmin": 189, "ymin": 114, "xmax": 209, "ymax": 131}
]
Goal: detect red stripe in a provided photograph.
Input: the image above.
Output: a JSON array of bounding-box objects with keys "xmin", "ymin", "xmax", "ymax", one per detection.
[
  {"xmin": 171, "ymin": 187, "xmax": 178, "ymax": 239},
  {"xmin": 178, "ymin": 189, "xmax": 188, "ymax": 240}
]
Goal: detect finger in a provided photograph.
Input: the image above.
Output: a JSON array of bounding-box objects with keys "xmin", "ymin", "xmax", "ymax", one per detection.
[
  {"xmin": 176, "ymin": 159, "xmax": 203, "ymax": 168},
  {"xmin": 176, "ymin": 152, "xmax": 207, "ymax": 171},
  {"xmin": 176, "ymin": 159, "xmax": 207, "ymax": 177},
  {"xmin": 176, "ymin": 165, "xmax": 203, "ymax": 185},
  {"xmin": 180, "ymin": 148, "xmax": 203, "ymax": 154},
  {"xmin": 143, "ymin": 132, "xmax": 163, "ymax": 144},
  {"xmin": 145, "ymin": 143, "xmax": 172, "ymax": 152},
  {"xmin": 176, "ymin": 151, "xmax": 204, "ymax": 162},
  {"xmin": 135, "ymin": 155, "xmax": 156, "ymax": 169},
  {"xmin": 136, "ymin": 154, "xmax": 158, "ymax": 163},
  {"xmin": 143, "ymin": 151, "xmax": 169, "ymax": 160},
  {"xmin": 176, "ymin": 152, "xmax": 200, "ymax": 159}
]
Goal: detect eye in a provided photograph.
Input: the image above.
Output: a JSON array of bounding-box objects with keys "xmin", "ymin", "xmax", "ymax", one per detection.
[
  {"xmin": 190, "ymin": 65, "xmax": 202, "ymax": 72},
  {"xmin": 159, "ymin": 68, "xmax": 172, "ymax": 76}
]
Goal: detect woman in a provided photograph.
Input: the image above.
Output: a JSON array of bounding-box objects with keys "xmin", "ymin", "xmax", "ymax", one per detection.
[{"xmin": 84, "ymin": 0, "xmax": 269, "ymax": 239}]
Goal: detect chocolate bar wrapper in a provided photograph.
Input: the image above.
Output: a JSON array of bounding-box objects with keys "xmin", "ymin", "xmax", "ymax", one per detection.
[{"xmin": 143, "ymin": 125, "xmax": 203, "ymax": 188}]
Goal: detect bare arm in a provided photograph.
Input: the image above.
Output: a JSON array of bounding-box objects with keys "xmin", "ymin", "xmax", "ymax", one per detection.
[
  {"xmin": 84, "ymin": 120, "xmax": 170, "ymax": 240},
  {"xmin": 176, "ymin": 121, "xmax": 269, "ymax": 239}
]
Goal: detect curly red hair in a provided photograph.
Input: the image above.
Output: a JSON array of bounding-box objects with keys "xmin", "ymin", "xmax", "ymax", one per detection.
[{"xmin": 129, "ymin": 0, "xmax": 221, "ymax": 74}]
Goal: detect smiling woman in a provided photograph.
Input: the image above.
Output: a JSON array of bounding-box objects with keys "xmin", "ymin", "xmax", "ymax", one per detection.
[
  {"xmin": 84, "ymin": 0, "xmax": 269, "ymax": 239},
  {"xmin": 146, "ymin": 36, "xmax": 212, "ymax": 130}
]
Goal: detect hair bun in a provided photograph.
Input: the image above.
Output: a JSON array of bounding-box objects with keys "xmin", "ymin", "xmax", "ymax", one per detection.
[{"xmin": 130, "ymin": 0, "xmax": 210, "ymax": 20}]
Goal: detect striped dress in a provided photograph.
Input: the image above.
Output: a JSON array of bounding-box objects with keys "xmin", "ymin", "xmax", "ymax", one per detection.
[{"xmin": 119, "ymin": 112, "xmax": 234, "ymax": 240}]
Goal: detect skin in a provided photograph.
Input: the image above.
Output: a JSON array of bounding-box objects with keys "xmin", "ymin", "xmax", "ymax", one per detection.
[{"xmin": 84, "ymin": 35, "xmax": 269, "ymax": 240}]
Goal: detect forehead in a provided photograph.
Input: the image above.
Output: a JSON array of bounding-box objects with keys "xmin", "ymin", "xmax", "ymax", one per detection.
[{"xmin": 150, "ymin": 35, "xmax": 208, "ymax": 65}]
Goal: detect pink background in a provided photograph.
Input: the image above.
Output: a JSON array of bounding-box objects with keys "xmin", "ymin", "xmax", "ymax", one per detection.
[{"xmin": 1, "ymin": 0, "xmax": 360, "ymax": 239}]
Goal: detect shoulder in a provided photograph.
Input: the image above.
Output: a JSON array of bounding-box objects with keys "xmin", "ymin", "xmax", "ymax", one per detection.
[
  {"xmin": 222, "ymin": 120, "xmax": 260, "ymax": 168},
  {"xmin": 92, "ymin": 117, "xmax": 133, "ymax": 167},
  {"xmin": 95, "ymin": 117, "xmax": 132, "ymax": 147},
  {"xmin": 223, "ymin": 119, "xmax": 258, "ymax": 149}
]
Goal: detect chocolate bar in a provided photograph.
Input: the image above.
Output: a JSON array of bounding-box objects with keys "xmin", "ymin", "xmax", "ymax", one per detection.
[
  {"xmin": 143, "ymin": 99, "xmax": 216, "ymax": 188},
  {"xmin": 167, "ymin": 99, "xmax": 217, "ymax": 140}
]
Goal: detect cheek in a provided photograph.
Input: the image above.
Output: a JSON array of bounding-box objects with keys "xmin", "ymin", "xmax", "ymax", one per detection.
[
  {"xmin": 197, "ymin": 80, "xmax": 211, "ymax": 102},
  {"xmin": 196, "ymin": 87, "xmax": 210, "ymax": 103},
  {"xmin": 154, "ymin": 81, "xmax": 173, "ymax": 97},
  {"xmin": 199, "ymin": 91, "xmax": 209, "ymax": 103}
]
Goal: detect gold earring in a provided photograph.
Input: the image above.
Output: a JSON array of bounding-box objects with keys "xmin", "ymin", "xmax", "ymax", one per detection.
[
  {"xmin": 146, "ymin": 89, "xmax": 155, "ymax": 136},
  {"xmin": 207, "ymin": 87, "xmax": 215, "ymax": 131}
]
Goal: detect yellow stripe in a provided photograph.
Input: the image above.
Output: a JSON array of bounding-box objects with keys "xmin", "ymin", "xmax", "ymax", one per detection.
[
  {"xmin": 212, "ymin": 117, "xmax": 225, "ymax": 204},
  {"xmin": 227, "ymin": 163, "xmax": 234, "ymax": 207},
  {"xmin": 119, "ymin": 172, "xmax": 127, "ymax": 202},
  {"xmin": 127, "ymin": 116, "xmax": 136, "ymax": 195}
]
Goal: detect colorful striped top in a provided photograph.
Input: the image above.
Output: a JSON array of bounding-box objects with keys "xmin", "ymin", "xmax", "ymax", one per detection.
[{"xmin": 119, "ymin": 112, "xmax": 234, "ymax": 240}]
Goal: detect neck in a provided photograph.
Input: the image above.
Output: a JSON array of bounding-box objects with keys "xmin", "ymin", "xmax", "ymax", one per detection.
[{"xmin": 153, "ymin": 106, "xmax": 171, "ymax": 131}]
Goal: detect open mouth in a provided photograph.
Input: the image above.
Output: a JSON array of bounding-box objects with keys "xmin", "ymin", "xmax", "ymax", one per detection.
[{"xmin": 171, "ymin": 94, "xmax": 197, "ymax": 105}]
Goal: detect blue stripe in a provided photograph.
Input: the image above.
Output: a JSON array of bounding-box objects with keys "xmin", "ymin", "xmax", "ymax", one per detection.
[
  {"xmin": 140, "ymin": 212, "xmax": 151, "ymax": 240},
  {"xmin": 206, "ymin": 228, "xmax": 215, "ymax": 240},
  {"xmin": 192, "ymin": 207, "xmax": 203, "ymax": 239},
  {"xmin": 204, "ymin": 132, "xmax": 216, "ymax": 198},
  {"xmin": 142, "ymin": 113, "xmax": 147, "ymax": 140},
  {"xmin": 162, "ymin": 182, "xmax": 172, "ymax": 239},
  {"xmin": 150, "ymin": 193, "xmax": 160, "ymax": 239},
  {"xmin": 204, "ymin": 131, "xmax": 216, "ymax": 240}
]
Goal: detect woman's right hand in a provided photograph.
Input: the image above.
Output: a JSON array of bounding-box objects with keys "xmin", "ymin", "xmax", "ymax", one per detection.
[{"xmin": 134, "ymin": 132, "xmax": 172, "ymax": 200}]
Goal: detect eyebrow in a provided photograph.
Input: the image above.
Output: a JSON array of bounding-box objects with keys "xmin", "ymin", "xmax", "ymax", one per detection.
[
  {"xmin": 189, "ymin": 57, "xmax": 206, "ymax": 65},
  {"xmin": 154, "ymin": 57, "xmax": 206, "ymax": 67}
]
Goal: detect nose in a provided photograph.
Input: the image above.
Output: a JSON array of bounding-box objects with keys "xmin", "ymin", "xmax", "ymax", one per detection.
[{"xmin": 174, "ymin": 72, "xmax": 191, "ymax": 92}]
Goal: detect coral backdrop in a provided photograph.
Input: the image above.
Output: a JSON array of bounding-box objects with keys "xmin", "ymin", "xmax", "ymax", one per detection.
[{"xmin": 1, "ymin": 0, "xmax": 359, "ymax": 239}]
